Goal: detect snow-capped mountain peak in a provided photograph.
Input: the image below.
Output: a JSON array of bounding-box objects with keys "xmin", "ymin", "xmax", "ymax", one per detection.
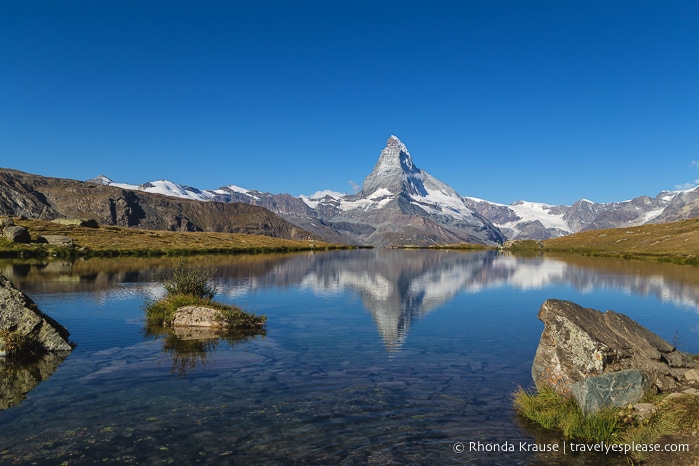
[
  {"xmin": 360, "ymin": 135, "xmax": 423, "ymax": 196},
  {"xmin": 89, "ymin": 177, "xmax": 215, "ymax": 201}
]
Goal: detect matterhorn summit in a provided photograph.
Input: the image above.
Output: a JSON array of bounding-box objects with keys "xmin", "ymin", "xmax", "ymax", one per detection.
[
  {"xmin": 311, "ymin": 136, "xmax": 506, "ymax": 246},
  {"xmin": 361, "ymin": 135, "xmax": 424, "ymax": 196}
]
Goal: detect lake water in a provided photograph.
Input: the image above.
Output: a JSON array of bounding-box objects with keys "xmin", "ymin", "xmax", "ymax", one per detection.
[{"xmin": 1, "ymin": 250, "xmax": 698, "ymax": 465}]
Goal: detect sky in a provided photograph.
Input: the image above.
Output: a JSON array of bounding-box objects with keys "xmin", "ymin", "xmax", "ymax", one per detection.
[{"xmin": 1, "ymin": 1, "xmax": 698, "ymax": 206}]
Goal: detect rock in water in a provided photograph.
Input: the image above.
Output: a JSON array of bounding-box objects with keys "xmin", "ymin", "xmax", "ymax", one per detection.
[
  {"xmin": 172, "ymin": 305, "xmax": 223, "ymax": 328},
  {"xmin": 532, "ymin": 299, "xmax": 698, "ymax": 397},
  {"xmin": 0, "ymin": 273, "xmax": 72, "ymax": 356}
]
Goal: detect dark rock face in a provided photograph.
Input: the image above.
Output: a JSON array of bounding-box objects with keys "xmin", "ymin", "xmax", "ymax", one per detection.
[
  {"xmin": 0, "ymin": 273, "xmax": 72, "ymax": 355},
  {"xmin": 532, "ymin": 299, "xmax": 698, "ymax": 397}
]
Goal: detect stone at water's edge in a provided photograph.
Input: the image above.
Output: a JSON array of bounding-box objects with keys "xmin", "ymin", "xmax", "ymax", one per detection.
[
  {"xmin": 0, "ymin": 273, "xmax": 72, "ymax": 356},
  {"xmin": 532, "ymin": 299, "xmax": 698, "ymax": 400}
]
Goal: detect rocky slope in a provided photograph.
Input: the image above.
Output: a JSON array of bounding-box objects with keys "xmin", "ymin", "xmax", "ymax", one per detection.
[{"xmin": 0, "ymin": 169, "xmax": 318, "ymax": 240}]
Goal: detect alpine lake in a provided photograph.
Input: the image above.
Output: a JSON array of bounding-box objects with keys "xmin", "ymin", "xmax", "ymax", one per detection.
[{"xmin": 1, "ymin": 249, "xmax": 698, "ymax": 465}]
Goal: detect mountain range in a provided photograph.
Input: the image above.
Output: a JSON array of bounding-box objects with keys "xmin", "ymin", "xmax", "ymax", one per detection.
[{"xmin": 2, "ymin": 135, "xmax": 699, "ymax": 246}]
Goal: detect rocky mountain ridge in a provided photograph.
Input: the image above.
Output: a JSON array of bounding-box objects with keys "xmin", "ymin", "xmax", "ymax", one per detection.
[
  {"xmin": 88, "ymin": 136, "xmax": 506, "ymax": 246},
  {"xmin": 92, "ymin": 135, "xmax": 699, "ymax": 243},
  {"xmin": 0, "ymin": 168, "xmax": 317, "ymax": 241},
  {"xmin": 4, "ymin": 136, "xmax": 699, "ymax": 244},
  {"xmin": 465, "ymin": 187, "xmax": 699, "ymax": 239}
]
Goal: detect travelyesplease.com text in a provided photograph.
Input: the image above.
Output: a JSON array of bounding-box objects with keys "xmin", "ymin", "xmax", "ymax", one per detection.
[{"xmin": 453, "ymin": 440, "xmax": 690, "ymax": 455}]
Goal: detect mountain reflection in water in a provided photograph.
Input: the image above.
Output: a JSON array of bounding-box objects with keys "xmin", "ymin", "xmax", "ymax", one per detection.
[{"xmin": 3, "ymin": 250, "xmax": 699, "ymax": 353}]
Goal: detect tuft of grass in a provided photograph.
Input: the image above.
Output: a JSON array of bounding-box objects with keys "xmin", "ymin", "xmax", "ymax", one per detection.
[
  {"xmin": 514, "ymin": 386, "xmax": 699, "ymax": 462},
  {"xmin": 513, "ymin": 386, "xmax": 565, "ymax": 430},
  {"xmin": 657, "ymin": 394, "xmax": 699, "ymax": 432},
  {"xmin": 513, "ymin": 386, "xmax": 619, "ymax": 443},
  {"xmin": 163, "ymin": 258, "xmax": 217, "ymax": 299}
]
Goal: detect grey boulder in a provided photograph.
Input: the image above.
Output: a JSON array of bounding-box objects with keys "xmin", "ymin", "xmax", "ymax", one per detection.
[
  {"xmin": 532, "ymin": 299, "xmax": 698, "ymax": 397},
  {"xmin": 0, "ymin": 273, "xmax": 72, "ymax": 356}
]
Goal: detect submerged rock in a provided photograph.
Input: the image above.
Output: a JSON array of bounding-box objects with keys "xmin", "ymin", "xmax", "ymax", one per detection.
[
  {"xmin": 532, "ymin": 299, "xmax": 698, "ymax": 402},
  {"xmin": 0, "ymin": 273, "xmax": 72, "ymax": 356}
]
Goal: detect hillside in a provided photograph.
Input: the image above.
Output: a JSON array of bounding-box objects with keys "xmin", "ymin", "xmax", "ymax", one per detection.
[
  {"xmin": 0, "ymin": 218, "xmax": 346, "ymax": 257},
  {"xmin": 542, "ymin": 217, "xmax": 699, "ymax": 263},
  {"xmin": 0, "ymin": 168, "xmax": 319, "ymax": 241}
]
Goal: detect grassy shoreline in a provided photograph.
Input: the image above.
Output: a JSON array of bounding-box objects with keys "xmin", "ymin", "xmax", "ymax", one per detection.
[
  {"xmin": 0, "ymin": 218, "xmax": 356, "ymax": 258},
  {"xmin": 3, "ymin": 217, "xmax": 699, "ymax": 263},
  {"xmin": 539, "ymin": 218, "xmax": 699, "ymax": 266},
  {"xmin": 429, "ymin": 218, "xmax": 699, "ymax": 266}
]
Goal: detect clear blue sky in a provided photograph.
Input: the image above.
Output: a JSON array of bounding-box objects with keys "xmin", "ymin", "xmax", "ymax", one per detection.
[{"xmin": 1, "ymin": 1, "xmax": 698, "ymax": 205}]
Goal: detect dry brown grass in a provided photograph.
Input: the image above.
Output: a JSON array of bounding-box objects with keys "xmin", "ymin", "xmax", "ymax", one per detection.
[
  {"xmin": 542, "ymin": 218, "xmax": 699, "ymax": 265},
  {"xmin": 0, "ymin": 218, "xmax": 351, "ymax": 257}
]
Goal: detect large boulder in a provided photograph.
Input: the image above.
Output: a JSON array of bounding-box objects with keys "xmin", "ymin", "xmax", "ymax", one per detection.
[
  {"xmin": 532, "ymin": 299, "xmax": 698, "ymax": 398},
  {"xmin": 3, "ymin": 225, "xmax": 31, "ymax": 243},
  {"xmin": 38, "ymin": 235, "xmax": 74, "ymax": 247},
  {"xmin": 51, "ymin": 218, "xmax": 99, "ymax": 228},
  {"xmin": 0, "ymin": 273, "xmax": 72, "ymax": 356}
]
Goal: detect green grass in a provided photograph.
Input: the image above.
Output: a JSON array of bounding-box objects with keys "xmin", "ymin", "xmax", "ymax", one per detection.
[
  {"xmin": 513, "ymin": 386, "xmax": 699, "ymax": 462},
  {"xmin": 513, "ymin": 386, "xmax": 619, "ymax": 442},
  {"xmin": 542, "ymin": 218, "xmax": 699, "ymax": 265}
]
